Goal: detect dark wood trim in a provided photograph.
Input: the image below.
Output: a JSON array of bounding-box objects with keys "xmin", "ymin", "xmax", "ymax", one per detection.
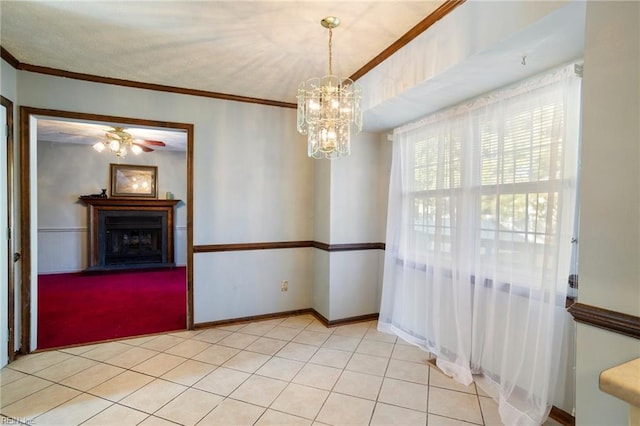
[
  {"xmin": 568, "ymin": 302, "xmax": 640, "ymax": 340},
  {"xmin": 79, "ymin": 198, "xmax": 181, "ymax": 207},
  {"xmin": 18, "ymin": 108, "xmax": 193, "ymax": 132},
  {"xmin": 549, "ymin": 405, "xmax": 575, "ymax": 426},
  {"xmin": 313, "ymin": 242, "xmax": 386, "ymax": 252},
  {"xmin": 19, "ymin": 107, "xmax": 31, "ymax": 354},
  {"xmin": 194, "ymin": 308, "xmax": 379, "ymax": 330},
  {"xmin": 2, "ymin": 2, "xmax": 465, "ymax": 107},
  {"xmin": 186, "ymin": 124, "xmax": 195, "ymax": 330},
  {"xmin": 2, "ymin": 95, "xmax": 16, "ymax": 362},
  {"xmin": 193, "ymin": 241, "xmax": 386, "ymax": 253},
  {"xmin": 0, "ymin": 46, "xmax": 20, "ymax": 69},
  {"xmin": 17, "ymin": 62, "xmax": 296, "ymax": 109},
  {"xmin": 195, "ymin": 309, "xmax": 315, "ymax": 329},
  {"xmin": 311, "ymin": 310, "xmax": 379, "ymax": 328},
  {"xmin": 19, "ymin": 107, "xmax": 195, "ymax": 351},
  {"xmin": 193, "ymin": 241, "xmax": 314, "ymax": 253},
  {"xmin": 349, "ymin": 0, "xmax": 466, "ymax": 82}
]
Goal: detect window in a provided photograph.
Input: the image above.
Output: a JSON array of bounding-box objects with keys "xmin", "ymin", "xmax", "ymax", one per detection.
[
  {"xmin": 380, "ymin": 65, "xmax": 582, "ymax": 426},
  {"xmin": 394, "ymin": 66, "xmax": 581, "ymax": 290}
]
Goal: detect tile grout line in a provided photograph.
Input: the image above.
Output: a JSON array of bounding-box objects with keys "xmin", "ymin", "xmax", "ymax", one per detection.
[
  {"xmin": 2, "ymin": 316, "xmax": 495, "ymax": 426},
  {"xmin": 309, "ymin": 325, "xmax": 364, "ymax": 425}
]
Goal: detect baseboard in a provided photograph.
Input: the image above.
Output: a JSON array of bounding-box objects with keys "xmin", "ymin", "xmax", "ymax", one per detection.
[
  {"xmin": 194, "ymin": 308, "xmax": 316, "ymax": 329},
  {"xmin": 549, "ymin": 406, "xmax": 575, "ymax": 426},
  {"xmin": 194, "ymin": 309, "xmax": 379, "ymax": 330},
  {"xmin": 310, "ymin": 310, "xmax": 379, "ymax": 328}
]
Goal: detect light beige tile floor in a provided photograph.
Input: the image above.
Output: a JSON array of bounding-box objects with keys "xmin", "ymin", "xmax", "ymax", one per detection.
[{"xmin": 0, "ymin": 315, "xmax": 564, "ymax": 425}]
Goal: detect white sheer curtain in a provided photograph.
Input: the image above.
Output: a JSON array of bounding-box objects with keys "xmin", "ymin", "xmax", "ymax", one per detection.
[{"xmin": 378, "ymin": 65, "xmax": 582, "ymax": 425}]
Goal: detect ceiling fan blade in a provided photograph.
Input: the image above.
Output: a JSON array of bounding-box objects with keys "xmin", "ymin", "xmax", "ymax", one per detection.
[
  {"xmin": 134, "ymin": 143, "xmax": 154, "ymax": 152},
  {"xmin": 137, "ymin": 139, "xmax": 166, "ymax": 146}
]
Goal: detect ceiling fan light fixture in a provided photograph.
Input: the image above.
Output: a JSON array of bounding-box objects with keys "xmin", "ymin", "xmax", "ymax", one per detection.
[
  {"xmin": 297, "ymin": 16, "xmax": 362, "ymax": 160},
  {"xmin": 108, "ymin": 139, "xmax": 121, "ymax": 152},
  {"xmin": 117, "ymin": 146, "xmax": 127, "ymax": 157},
  {"xmin": 92, "ymin": 141, "xmax": 105, "ymax": 153},
  {"xmin": 92, "ymin": 126, "xmax": 164, "ymax": 158}
]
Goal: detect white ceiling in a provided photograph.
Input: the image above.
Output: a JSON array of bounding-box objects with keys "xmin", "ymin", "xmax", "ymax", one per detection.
[
  {"xmin": 364, "ymin": 0, "xmax": 586, "ymax": 132},
  {"xmin": 1, "ymin": 0, "xmax": 445, "ymax": 104},
  {"xmin": 1, "ymin": 1, "xmax": 586, "ymax": 143},
  {"xmin": 36, "ymin": 119, "xmax": 188, "ymax": 152}
]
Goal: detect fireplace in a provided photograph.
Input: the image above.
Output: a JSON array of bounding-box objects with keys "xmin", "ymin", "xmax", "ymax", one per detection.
[
  {"xmin": 80, "ymin": 197, "xmax": 179, "ymax": 271},
  {"xmin": 102, "ymin": 211, "xmax": 165, "ymax": 266}
]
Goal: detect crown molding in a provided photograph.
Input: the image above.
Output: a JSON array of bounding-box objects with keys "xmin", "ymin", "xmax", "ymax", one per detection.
[
  {"xmin": 349, "ymin": 0, "xmax": 466, "ymax": 82},
  {"xmin": 1, "ymin": 46, "xmax": 294, "ymax": 108},
  {"xmin": 0, "ymin": 46, "xmax": 20, "ymax": 69},
  {"xmin": 1, "ymin": 0, "xmax": 465, "ymax": 109}
]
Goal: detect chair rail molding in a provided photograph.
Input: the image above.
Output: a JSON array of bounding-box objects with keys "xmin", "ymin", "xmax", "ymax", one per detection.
[{"xmin": 567, "ymin": 302, "xmax": 640, "ymax": 339}]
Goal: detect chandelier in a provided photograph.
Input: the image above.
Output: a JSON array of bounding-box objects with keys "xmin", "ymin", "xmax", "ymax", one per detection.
[
  {"xmin": 93, "ymin": 127, "xmax": 142, "ymax": 158},
  {"xmin": 297, "ymin": 16, "xmax": 362, "ymax": 159}
]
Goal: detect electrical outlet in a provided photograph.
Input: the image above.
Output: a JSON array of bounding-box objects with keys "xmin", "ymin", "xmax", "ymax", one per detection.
[{"xmin": 281, "ymin": 280, "xmax": 288, "ymax": 292}]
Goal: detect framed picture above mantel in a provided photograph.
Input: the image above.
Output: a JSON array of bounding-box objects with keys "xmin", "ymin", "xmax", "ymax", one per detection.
[{"xmin": 110, "ymin": 163, "xmax": 157, "ymax": 198}]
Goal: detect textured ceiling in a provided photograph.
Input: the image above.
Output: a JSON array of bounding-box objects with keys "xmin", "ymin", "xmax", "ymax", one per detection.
[
  {"xmin": 2, "ymin": 1, "xmax": 586, "ymax": 144},
  {"xmin": 36, "ymin": 119, "xmax": 188, "ymax": 152},
  {"xmin": 1, "ymin": 0, "xmax": 445, "ymax": 104}
]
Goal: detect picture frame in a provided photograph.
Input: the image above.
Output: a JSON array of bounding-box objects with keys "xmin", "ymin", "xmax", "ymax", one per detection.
[{"xmin": 110, "ymin": 164, "xmax": 158, "ymax": 198}]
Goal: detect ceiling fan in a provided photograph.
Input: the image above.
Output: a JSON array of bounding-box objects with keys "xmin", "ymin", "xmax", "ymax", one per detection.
[{"xmin": 95, "ymin": 126, "xmax": 166, "ymax": 157}]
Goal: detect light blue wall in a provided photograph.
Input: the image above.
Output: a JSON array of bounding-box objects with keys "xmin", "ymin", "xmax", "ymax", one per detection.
[
  {"xmin": 194, "ymin": 248, "xmax": 313, "ymax": 324},
  {"xmin": 36, "ymin": 140, "xmax": 188, "ymax": 273},
  {"xmin": 311, "ymin": 131, "xmax": 389, "ymax": 322},
  {"xmin": 16, "ymin": 70, "xmax": 315, "ymax": 336},
  {"xmin": 576, "ymin": 1, "xmax": 640, "ymax": 423},
  {"xmin": 0, "ymin": 59, "xmax": 20, "ymax": 356},
  {"xmin": 1, "ymin": 60, "xmax": 17, "ymax": 101}
]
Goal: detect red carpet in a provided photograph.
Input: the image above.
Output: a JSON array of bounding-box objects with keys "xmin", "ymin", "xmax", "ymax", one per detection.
[{"xmin": 38, "ymin": 267, "xmax": 187, "ymax": 350}]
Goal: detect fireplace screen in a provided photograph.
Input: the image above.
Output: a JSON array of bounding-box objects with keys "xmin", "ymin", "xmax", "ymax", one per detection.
[{"xmin": 99, "ymin": 211, "xmax": 168, "ymax": 268}]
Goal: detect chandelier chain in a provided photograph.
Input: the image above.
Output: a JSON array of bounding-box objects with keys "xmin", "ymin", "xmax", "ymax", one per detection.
[{"xmin": 328, "ymin": 27, "xmax": 333, "ymax": 75}]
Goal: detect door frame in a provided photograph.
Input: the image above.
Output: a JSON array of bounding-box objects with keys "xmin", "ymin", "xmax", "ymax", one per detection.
[
  {"xmin": 19, "ymin": 107, "xmax": 194, "ymax": 352},
  {"xmin": 1, "ymin": 96, "xmax": 15, "ymax": 361}
]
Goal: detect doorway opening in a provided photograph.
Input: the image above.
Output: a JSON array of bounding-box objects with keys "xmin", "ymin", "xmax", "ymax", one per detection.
[{"xmin": 20, "ymin": 107, "xmax": 194, "ymax": 352}]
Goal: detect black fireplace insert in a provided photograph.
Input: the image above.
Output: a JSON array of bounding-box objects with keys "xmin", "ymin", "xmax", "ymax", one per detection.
[{"xmin": 97, "ymin": 210, "xmax": 170, "ymax": 270}]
